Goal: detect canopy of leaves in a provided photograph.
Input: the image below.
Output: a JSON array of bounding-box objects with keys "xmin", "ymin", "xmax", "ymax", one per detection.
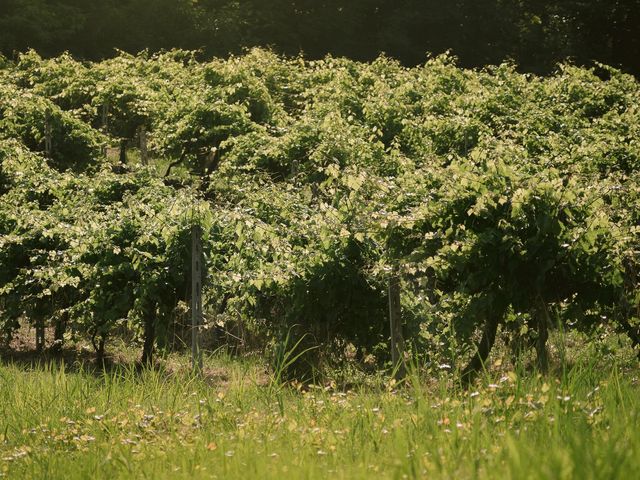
[{"xmin": 0, "ymin": 49, "xmax": 638, "ymax": 373}]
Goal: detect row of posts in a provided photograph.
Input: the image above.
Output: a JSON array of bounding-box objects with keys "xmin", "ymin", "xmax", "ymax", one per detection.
[
  {"xmin": 42, "ymin": 102, "xmax": 403, "ymax": 378},
  {"xmin": 39, "ymin": 116, "xmax": 402, "ymax": 375},
  {"xmin": 189, "ymin": 226, "xmax": 405, "ymax": 379}
]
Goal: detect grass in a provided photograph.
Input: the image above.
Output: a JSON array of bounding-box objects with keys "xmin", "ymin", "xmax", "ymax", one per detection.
[{"xmin": 0, "ymin": 340, "xmax": 639, "ymax": 479}]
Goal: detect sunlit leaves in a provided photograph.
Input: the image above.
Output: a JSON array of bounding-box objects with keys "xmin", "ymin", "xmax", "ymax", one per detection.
[{"xmin": 0, "ymin": 48, "xmax": 638, "ymax": 368}]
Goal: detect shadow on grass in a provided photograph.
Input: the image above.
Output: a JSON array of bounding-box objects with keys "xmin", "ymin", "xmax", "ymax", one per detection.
[
  {"xmin": 0, "ymin": 343, "xmax": 137, "ymax": 376},
  {"xmin": 0, "ymin": 344, "xmax": 231, "ymax": 386}
]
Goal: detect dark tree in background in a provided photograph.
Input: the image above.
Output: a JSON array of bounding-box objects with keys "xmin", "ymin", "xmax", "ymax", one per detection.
[{"xmin": 0, "ymin": 0, "xmax": 638, "ymax": 75}]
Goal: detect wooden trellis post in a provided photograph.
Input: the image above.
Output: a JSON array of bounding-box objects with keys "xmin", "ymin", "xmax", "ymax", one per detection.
[
  {"xmin": 101, "ymin": 102, "xmax": 109, "ymax": 130},
  {"xmin": 35, "ymin": 320, "xmax": 45, "ymax": 352},
  {"xmin": 191, "ymin": 224, "xmax": 203, "ymax": 372},
  {"xmin": 44, "ymin": 110, "xmax": 52, "ymax": 159},
  {"xmin": 101, "ymin": 102, "xmax": 109, "ymax": 156},
  {"xmin": 138, "ymin": 125, "xmax": 148, "ymax": 165},
  {"xmin": 388, "ymin": 265, "xmax": 406, "ymax": 381}
]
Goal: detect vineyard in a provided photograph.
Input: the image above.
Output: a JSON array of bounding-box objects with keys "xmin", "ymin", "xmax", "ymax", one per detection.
[
  {"xmin": 1, "ymin": 48, "xmax": 639, "ymax": 377},
  {"xmin": 1, "ymin": 48, "xmax": 640, "ymax": 478}
]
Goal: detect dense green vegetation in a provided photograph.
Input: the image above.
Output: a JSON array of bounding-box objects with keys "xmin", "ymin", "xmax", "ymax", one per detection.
[
  {"xmin": 1, "ymin": 344, "xmax": 639, "ymax": 479},
  {"xmin": 1, "ymin": 1, "xmax": 638, "ymax": 76},
  {"xmin": 0, "ymin": 49, "xmax": 638, "ymax": 380}
]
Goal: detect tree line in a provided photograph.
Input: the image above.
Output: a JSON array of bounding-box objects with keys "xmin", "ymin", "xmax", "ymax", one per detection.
[{"xmin": 0, "ymin": 0, "xmax": 638, "ymax": 75}]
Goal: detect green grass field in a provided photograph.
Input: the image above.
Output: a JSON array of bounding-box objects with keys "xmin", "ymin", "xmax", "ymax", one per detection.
[{"xmin": 1, "ymin": 337, "xmax": 638, "ymax": 479}]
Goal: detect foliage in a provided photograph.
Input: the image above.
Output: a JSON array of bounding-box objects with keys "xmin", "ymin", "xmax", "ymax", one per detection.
[{"xmin": 0, "ymin": 50, "xmax": 638, "ymax": 374}]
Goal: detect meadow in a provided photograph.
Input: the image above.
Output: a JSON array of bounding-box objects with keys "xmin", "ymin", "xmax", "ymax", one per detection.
[{"xmin": 1, "ymin": 332, "xmax": 639, "ymax": 479}]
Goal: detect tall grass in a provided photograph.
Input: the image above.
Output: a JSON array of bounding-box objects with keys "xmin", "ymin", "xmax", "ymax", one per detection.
[{"xmin": 0, "ymin": 346, "xmax": 638, "ymax": 479}]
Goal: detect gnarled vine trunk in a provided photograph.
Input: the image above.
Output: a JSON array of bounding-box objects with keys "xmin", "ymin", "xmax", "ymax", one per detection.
[
  {"xmin": 619, "ymin": 317, "xmax": 640, "ymax": 361},
  {"xmin": 119, "ymin": 139, "xmax": 127, "ymax": 164},
  {"xmin": 51, "ymin": 312, "xmax": 67, "ymax": 354},
  {"xmin": 535, "ymin": 298, "xmax": 550, "ymax": 373},
  {"xmin": 141, "ymin": 306, "xmax": 156, "ymax": 366},
  {"xmin": 164, "ymin": 147, "xmax": 187, "ymax": 177},
  {"xmin": 461, "ymin": 315, "xmax": 499, "ymax": 385},
  {"xmin": 91, "ymin": 326, "xmax": 107, "ymax": 365},
  {"xmin": 95, "ymin": 337, "xmax": 106, "ymax": 365}
]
